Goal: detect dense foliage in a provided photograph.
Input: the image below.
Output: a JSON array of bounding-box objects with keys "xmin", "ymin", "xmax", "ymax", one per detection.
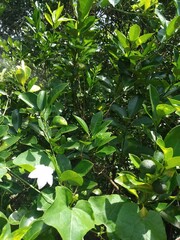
[{"xmin": 0, "ymin": 0, "xmax": 180, "ymax": 239}]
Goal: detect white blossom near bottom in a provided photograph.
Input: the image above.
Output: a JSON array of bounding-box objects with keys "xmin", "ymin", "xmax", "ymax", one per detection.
[{"xmin": 28, "ymin": 164, "xmax": 54, "ymax": 189}]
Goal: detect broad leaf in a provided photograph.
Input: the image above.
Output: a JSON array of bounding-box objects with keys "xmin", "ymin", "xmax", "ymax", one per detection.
[
  {"xmin": 128, "ymin": 24, "xmax": 141, "ymax": 42},
  {"xmin": 61, "ymin": 170, "xmax": 83, "ymax": 186},
  {"xmin": 89, "ymin": 194, "xmax": 127, "ymax": 237},
  {"xmin": 37, "ymin": 90, "xmax": 46, "ymax": 111},
  {"xmin": 166, "ymin": 16, "xmax": 180, "ymax": 37},
  {"xmin": 43, "ymin": 186, "xmax": 94, "ymax": 240},
  {"xmin": 166, "ymin": 156, "xmax": 180, "ymax": 169},
  {"xmin": 77, "ymin": 0, "xmax": 94, "ymax": 21},
  {"xmin": 90, "ymin": 111, "xmax": 103, "ymax": 135},
  {"xmin": 156, "ymin": 104, "xmax": 175, "ymax": 117},
  {"xmin": 97, "ymin": 146, "xmax": 116, "ymax": 155},
  {"xmin": 73, "ymin": 160, "xmax": 93, "ymax": 176},
  {"xmin": 115, "ymin": 29, "xmax": 129, "ymax": 49},
  {"xmin": 0, "ymin": 136, "xmax": 20, "ymax": 152},
  {"xmin": 19, "ymin": 92, "xmax": 37, "ymax": 109},
  {"xmin": 12, "ymin": 109, "xmax": 22, "ymax": 132},
  {"xmin": 0, "ymin": 125, "xmax": 9, "ymax": 138},
  {"xmin": 13, "ymin": 149, "xmax": 53, "ymax": 172},
  {"xmin": 164, "ymin": 125, "xmax": 180, "ymax": 156},
  {"xmin": 115, "ymin": 202, "xmax": 167, "ymax": 240},
  {"xmin": 128, "ymin": 95, "xmax": 143, "ymax": 117}
]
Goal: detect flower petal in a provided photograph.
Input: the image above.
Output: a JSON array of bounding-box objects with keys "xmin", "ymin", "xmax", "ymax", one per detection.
[
  {"xmin": 37, "ymin": 177, "xmax": 47, "ymax": 189},
  {"xmin": 47, "ymin": 174, "xmax": 53, "ymax": 187}
]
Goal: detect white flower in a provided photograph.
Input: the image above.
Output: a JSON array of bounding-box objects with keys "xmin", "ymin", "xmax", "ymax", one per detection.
[{"xmin": 28, "ymin": 164, "xmax": 54, "ymax": 189}]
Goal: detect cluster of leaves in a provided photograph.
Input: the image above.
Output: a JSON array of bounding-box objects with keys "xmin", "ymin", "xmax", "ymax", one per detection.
[{"xmin": 0, "ymin": 0, "xmax": 180, "ymax": 239}]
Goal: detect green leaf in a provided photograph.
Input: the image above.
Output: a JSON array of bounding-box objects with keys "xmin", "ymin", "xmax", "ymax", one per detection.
[
  {"xmin": 49, "ymin": 83, "xmax": 68, "ymax": 105},
  {"xmin": 0, "ymin": 125, "xmax": 9, "ymax": 138},
  {"xmin": 44, "ymin": 13, "xmax": 53, "ymax": 26},
  {"xmin": 11, "ymin": 227, "xmax": 31, "ymax": 240},
  {"xmin": 111, "ymin": 104, "xmax": 127, "ymax": 118},
  {"xmin": 128, "ymin": 24, "xmax": 141, "ymax": 42},
  {"xmin": 156, "ymin": 104, "xmax": 175, "ymax": 117},
  {"xmin": 74, "ymin": 115, "xmax": 90, "ymax": 136},
  {"xmin": 115, "ymin": 29, "xmax": 129, "ymax": 49},
  {"xmin": 88, "ymin": 194, "xmax": 127, "ymax": 237},
  {"xmin": 166, "ymin": 16, "xmax": 180, "ymax": 37},
  {"xmin": 94, "ymin": 132, "xmax": 116, "ymax": 148},
  {"xmin": 0, "ymin": 212, "xmax": 11, "ymax": 240},
  {"xmin": 108, "ymin": 0, "xmax": 121, "ymax": 7},
  {"xmin": 97, "ymin": 146, "xmax": 116, "ymax": 155},
  {"xmin": 13, "ymin": 149, "xmax": 53, "ymax": 172},
  {"xmin": 43, "ymin": 186, "xmax": 94, "ymax": 240},
  {"xmin": 77, "ymin": 0, "xmax": 94, "ymax": 21},
  {"xmin": 0, "ymin": 136, "xmax": 20, "ymax": 152},
  {"xmin": 156, "ymin": 138, "xmax": 173, "ymax": 161},
  {"xmin": 19, "ymin": 92, "xmax": 37, "ymax": 109},
  {"xmin": 12, "ymin": 109, "xmax": 21, "ymax": 132},
  {"xmin": 52, "ymin": 5, "xmax": 63, "ymax": 22},
  {"xmin": 61, "ymin": 170, "xmax": 83, "ymax": 186},
  {"xmin": 115, "ymin": 202, "xmax": 167, "ymax": 240},
  {"xmin": 164, "ymin": 125, "xmax": 180, "ymax": 156},
  {"xmin": 129, "ymin": 153, "xmax": 141, "ymax": 168},
  {"xmin": 166, "ymin": 156, "xmax": 180, "ymax": 169},
  {"xmin": 128, "ymin": 95, "xmax": 143, "ymax": 117},
  {"xmin": 0, "ymin": 163, "xmax": 7, "ymax": 179},
  {"xmin": 23, "ymin": 220, "xmax": 44, "ymax": 240},
  {"xmin": 73, "ymin": 160, "xmax": 93, "ymax": 176},
  {"xmin": 149, "ymin": 84, "xmax": 160, "ymax": 122},
  {"xmin": 90, "ymin": 111, "xmax": 103, "ymax": 135},
  {"xmin": 37, "ymin": 90, "xmax": 46, "ymax": 111},
  {"xmin": 174, "ymin": 0, "xmax": 180, "ymax": 15},
  {"xmin": 136, "ymin": 33, "xmax": 154, "ymax": 46}
]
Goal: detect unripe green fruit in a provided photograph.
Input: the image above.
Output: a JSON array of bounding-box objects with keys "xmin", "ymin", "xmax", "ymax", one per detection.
[
  {"xmin": 152, "ymin": 179, "xmax": 167, "ymax": 194},
  {"xmin": 52, "ymin": 116, "xmax": 67, "ymax": 126},
  {"xmin": 139, "ymin": 159, "xmax": 156, "ymax": 174}
]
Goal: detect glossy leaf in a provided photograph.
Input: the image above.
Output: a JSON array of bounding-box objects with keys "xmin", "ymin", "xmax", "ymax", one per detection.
[
  {"xmin": 77, "ymin": 0, "xmax": 94, "ymax": 21},
  {"xmin": 0, "ymin": 163, "xmax": 7, "ymax": 182},
  {"xmin": 164, "ymin": 125, "xmax": 180, "ymax": 156},
  {"xmin": 61, "ymin": 170, "xmax": 83, "ymax": 186},
  {"xmin": 12, "ymin": 109, "xmax": 21, "ymax": 132},
  {"xmin": 0, "ymin": 125, "xmax": 9, "ymax": 138},
  {"xmin": 37, "ymin": 90, "xmax": 46, "ymax": 111},
  {"xmin": 129, "ymin": 153, "xmax": 141, "ymax": 168},
  {"xmin": 43, "ymin": 186, "xmax": 94, "ymax": 240},
  {"xmin": 90, "ymin": 111, "xmax": 103, "ymax": 135},
  {"xmin": 166, "ymin": 156, "xmax": 180, "ymax": 169},
  {"xmin": 166, "ymin": 16, "xmax": 180, "ymax": 37},
  {"xmin": 0, "ymin": 136, "xmax": 20, "ymax": 152},
  {"xmin": 49, "ymin": 83, "xmax": 68, "ymax": 105},
  {"xmin": 97, "ymin": 146, "xmax": 116, "ymax": 155},
  {"xmin": 128, "ymin": 24, "xmax": 141, "ymax": 42},
  {"xmin": 128, "ymin": 95, "xmax": 143, "ymax": 117},
  {"xmin": 156, "ymin": 104, "xmax": 175, "ymax": 117},
  {"xmin": 149, "ymin": 84, "xmax": 160, "ymax": 122},
  {"xmin": 115, "ymin": 29, "xmax": 129, "ymax": 49},
  {"xmin": 44, "ymin": 13, "xmax": 53, "ymax": 26},
  {"xmin": 23, "ymin": 220, "xmax": 44, "ymax": 240},
  {"xmin": 73, "ymin": 160, "xmax": 93, "ymax": 176},
  {"xmin": 74, "ymin": 115, "xmax": 90, "ymax": 136},
  {"xmin": 19, "ymin": 92, "xmax": 37, "ymax": 109},
  {"xmin": 136, "ymin": 33, "xmax": 154, "ymax": 46}
]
